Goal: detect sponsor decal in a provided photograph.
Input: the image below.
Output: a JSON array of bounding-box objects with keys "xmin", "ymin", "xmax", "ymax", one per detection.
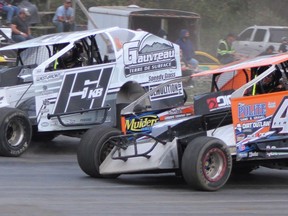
[
  {"xmin": 150, "ymin": 82, "xmax": 183, "ymax": 101},
  {"xmin": 123, "ymin": 35, "xmax": 176, "ymax": 77},
  {"xmin": 167, "ymin": 108, "xmax": 183, "ymax": 115},
  {"xmin": 248, "ymin": 152, "xmax": 259, "ymax": 157},
  {"xmin": 207, "ymin": 97, "xmax": 218, "ymax": 110},
  {"xmin": 163, "ymin": 113, "xmax": 192, "ymax": 120},
  {"xmin": 234, "ymin": 117, "xmax": 272, "ymax": 146},
  {"xmin": 80, "ymin": 118, "xmax": 93, "ymax": 122},
  {"xmin": 241, "ymin": 121, "xmax": 270, "ymax": 130},
  {"xmin": 236, "ymin": 133, "xmax": 246, "ymax": 142},
  {"xmin": 40, "ymin": 122, "xmax": 49, "ymax": 127},
  {"xmin": 148, "ymin": 72, "xmax": 176, "ymax": 82},
  {"xmin": 156, "ymin": 106, "xmax": 193, "ymax": 121},
  {"xmin": 125, "ymin": 114, "xmax": 159, "ymax": 133},
  {"xmin": 49, "ymin": 121, "xmax": 59, "ymax": 127},
  {"xmin": 266, "ymin": 145, "xmax": 288, "ymax": 157},
  {"xmin": 36, "ymin": 73, "xmax": 61, "ymax": 82},
  {"xmin": 238, "ymin": 152, "xmax": 248, "ymax": 158},
  {"xmin": 237, "ymin": 141, "xmax": 257, "ymax": 155},
  {"xmin": 268, "ymin": 101, "xmax": 276, "ymax": 109},
  {"xmin": 206, "ymin": 95, "xmax": 231, "ymax": 111},
  {"xmin": 239, "ymin": 143, "xmax": 246, "ymax": 151},
  {"xmin": 63, "ymin": 119, "xmax": 76, "ymax": 125},
  {"xmin": 238, "ymin": 103, "xmax": 266, "ymax": 121}
]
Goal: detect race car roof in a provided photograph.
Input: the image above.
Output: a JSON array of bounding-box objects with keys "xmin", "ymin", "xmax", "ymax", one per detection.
[
  {"xmin": 192, "ymin": 53, "xmax": 288, "ymax": 77},
  {"xmin": 0, "ymin": 27, "xmax": 120, "ymax": 51}
]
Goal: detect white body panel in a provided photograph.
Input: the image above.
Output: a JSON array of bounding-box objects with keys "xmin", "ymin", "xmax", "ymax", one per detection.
[
  {"xmin": 207, "ymin": 124, "xmax": 236, "ymax": 155},
  {"xmin": 100, "ymin": 138, "xmax": 179, "ymax": 174}
]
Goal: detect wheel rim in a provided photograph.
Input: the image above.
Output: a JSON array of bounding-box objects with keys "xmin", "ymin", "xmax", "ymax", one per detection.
[
  {"xmin": 99, "ymin": 139, "xmax": 116, "ymax": 163},
  {"xmin": 202, "ymin": 147, "xmax": 227, "ymax": 182},
  {"xmin": 6, "ymin": 119, "xmax": 25, "ymax": 147}
]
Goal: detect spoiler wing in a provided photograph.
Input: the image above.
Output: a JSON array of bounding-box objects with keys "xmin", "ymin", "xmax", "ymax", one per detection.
[{"xmin": 192, "ymin": 53, "xmax": 288, "ymax": 77}]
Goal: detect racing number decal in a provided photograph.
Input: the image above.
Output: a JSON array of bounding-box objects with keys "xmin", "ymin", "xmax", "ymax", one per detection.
[
  {"xmin": 270, "ymin": 96, "xmax": 288, "ymax": 134},
  {"xmin": 53, "ymin": 67, "xmax": 112, "ymax": 114}
]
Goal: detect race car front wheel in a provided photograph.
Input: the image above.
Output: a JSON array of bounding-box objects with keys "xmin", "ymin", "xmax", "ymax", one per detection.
[
  {"xmin": 77, "ymin": 125, "xmax": 121, "ymax": 178},
  {"xmin": 0, "ymin": 107, "xmax": 32, "ymax": 157},
  {"xmin": 181, "ymin": 136, "xmax": 232, "ymax": 191}
]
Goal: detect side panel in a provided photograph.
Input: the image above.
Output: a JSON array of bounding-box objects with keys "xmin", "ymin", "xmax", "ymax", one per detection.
[
  {"xmin": 231, "ymin": 91, "xmax": 288, "ymax": 160},
  {"xmin": 35, "ymin": 64, "xmax": 114, "ymax": 131}
]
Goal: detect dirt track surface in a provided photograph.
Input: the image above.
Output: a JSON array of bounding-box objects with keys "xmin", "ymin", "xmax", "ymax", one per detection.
[{"xmin": 1, "ymin": 135, "xmax": 288, "ymax": 216}]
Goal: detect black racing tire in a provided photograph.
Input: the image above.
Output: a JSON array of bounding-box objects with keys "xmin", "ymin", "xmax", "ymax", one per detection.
[
  {"xmin": 77, "ymin": 125, "xmax": 121, "ymax": 178},
  {"xmin": 181, "ymin": 136, "xmax": 232, "ymax": 191},
  {"xmin": 0, "ymin": 107, "xmax": 32, "ymax": 157}
]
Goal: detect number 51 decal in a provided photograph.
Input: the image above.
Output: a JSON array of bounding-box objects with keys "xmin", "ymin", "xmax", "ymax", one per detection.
[{"xmin": 270, "ymin": 96, "xmax": 288, "ymax": 134}]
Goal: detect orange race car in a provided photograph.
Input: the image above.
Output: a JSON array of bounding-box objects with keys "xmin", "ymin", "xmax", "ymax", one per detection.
[{"xmin": 77, "ymin": 52, "xmax": 288, "ymax": 191}]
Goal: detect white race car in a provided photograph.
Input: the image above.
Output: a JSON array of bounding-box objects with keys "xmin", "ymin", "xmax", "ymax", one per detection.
[{"xmin": 0, "ymin": 27, "xmax": 184, "ymax": 156}]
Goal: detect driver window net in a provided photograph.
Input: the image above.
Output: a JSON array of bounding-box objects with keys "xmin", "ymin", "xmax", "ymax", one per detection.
[{"xmin": 20, "ymin": 47, "xmax": 49, "ymax": 66}]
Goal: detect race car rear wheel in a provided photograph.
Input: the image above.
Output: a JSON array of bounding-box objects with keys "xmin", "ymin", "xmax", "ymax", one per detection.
[
  {"xmin": 181, "ymin": 136, "xmax": 232, "ymax": 191},
  {"xmin": 77, "ymin": 125, "xmax": 121, "ymax": 178},
  {"xmin": 0, "ymin": 107, "xmax": 32, "ymax": 157}
]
